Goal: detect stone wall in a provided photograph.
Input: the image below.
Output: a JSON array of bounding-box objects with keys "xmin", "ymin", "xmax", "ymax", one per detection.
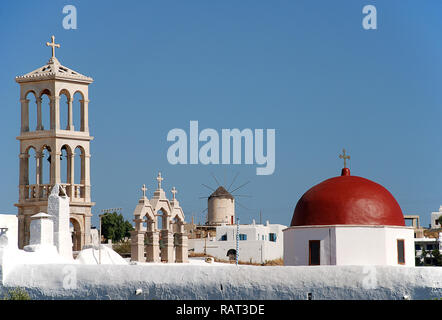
[{"xmin": 0, "ymin": 264, "xmax": 441, "ymax": 300}]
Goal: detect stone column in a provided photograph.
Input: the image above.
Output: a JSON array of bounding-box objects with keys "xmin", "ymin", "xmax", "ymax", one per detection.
[
  {"xmin": 17, "ymin": 214, "xmax": 25, "ymax": 249},
  {"xmin": 83, "ymin": 154, "xmax": 91, "ymax": 200},
  {"xmin": 80, "ymin": 99, "xmax": 89, "ymax": 132},
  {"xmin": 50, "ymin": 151, "xmax": 61, "ymax": 185},
  {"xmin": 84, "ymin": 215, "xmax": 91, "ymax": 246},
  {"xmin": 20, "ymin": 99, "xmax": 29, "ymax": 133},
  {"xmin": 67, "ymin": 98, "xmax": 74, "ymax": 130},
  {"xmin": 145, "ymin": 230, "xmax": 160, "ymax": 262},
  {"xmin": 175, "ymin": 233, "xmax": 188, "ymax": 263},
  {"xmin": 35, "ymin": 151, "xmax": 44, "ymax": 198},
  {"xmin": 36, "ymin": 97, "xmax": 43, "ymax": 130},
  {"xmin": 35, "ymin": 151, "xmax": 43, "ymax": 185},
  {"xmin": 50, "ymin": 96, "xmax": 60, "ymax": 131},
  {"xmin": 19, "ymin": 153, "xmax": 29, "ymax": 201},
  {"xmin": 160, "ymin": 229, "xmax": 175, "ymax": 262},
  {"xmin": 131, "ymin": 230, "xmax": 146, "ymax": 262},
  {"xmin": 67, "ymin": 153, "xmax": 74, "ymax": 198}
]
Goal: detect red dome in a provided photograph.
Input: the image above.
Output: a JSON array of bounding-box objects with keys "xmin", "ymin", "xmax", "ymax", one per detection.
[{"xmin": 291, "ymin": 168, "xmax": 405, "ymax": 227}]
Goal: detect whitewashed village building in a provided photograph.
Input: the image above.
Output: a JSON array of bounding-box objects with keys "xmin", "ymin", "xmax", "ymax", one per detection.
[
  {"xmin": 284, "ymin": 165, "xmax": 415, "ymax": 267},
  {"xmin": 415, "ymin": 234, "xmax": 442, "ymax": 265},
  {"xmin": 431, "ymin": 206, "xmax": 442, "ymax": 229},
  {"xmin": 188, "ymin": 186, "xmax": 286, "ymax": 263},
  {"xmin": 190, "ymin": 221, "xmax": 285, "ymax": 263},
  {"xmin": 411, "ymin": 206, "xmax": 442, "ymax": 265}
]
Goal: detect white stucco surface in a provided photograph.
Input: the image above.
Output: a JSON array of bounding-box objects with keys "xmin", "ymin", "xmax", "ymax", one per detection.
[
  {"xmin": 284, "ymin": 225, "xmax": 415, "ymax": 266},
  {"xmin": 0, "ymin": 262, "xmax": 440, "ymax": 300},
  {"xmin": 49, "ymin": 185, "xmax": 73, "ymax": 259},
  {"xmin": 431, "ymin": 206, "xmax": 442, "ymax": 229},
  {"xmin": 75, "ymin": 245, "xmax": 128, "ymax": 265},
  {"xmin": 0, "ymin": 214, "xmax": 18, "ymax": 248}
]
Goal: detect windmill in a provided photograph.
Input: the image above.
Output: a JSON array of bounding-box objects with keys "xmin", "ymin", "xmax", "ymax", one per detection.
[{"xmin": 199, "ymin": 171, "xmax": 252, "ymax": 226}]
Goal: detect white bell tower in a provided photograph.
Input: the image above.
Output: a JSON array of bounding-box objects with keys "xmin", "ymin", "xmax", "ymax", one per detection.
[{"xmin": 15, "ymin": 36, "xmax": 95, "ymax": 251}]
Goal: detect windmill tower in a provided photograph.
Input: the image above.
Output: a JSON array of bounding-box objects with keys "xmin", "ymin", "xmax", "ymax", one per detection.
[
  {"xmin": 208, "ymin": 186, "xmax": 235, "ymax": 225},
  {"xmin": 201, "ymin": 173, "xmax": 250, "ymax": 226}
]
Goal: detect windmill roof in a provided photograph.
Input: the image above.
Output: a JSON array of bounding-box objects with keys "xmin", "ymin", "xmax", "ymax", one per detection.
[{"xmin": 209, "ymin": 186, "xmax": 234, "ymax": 200}]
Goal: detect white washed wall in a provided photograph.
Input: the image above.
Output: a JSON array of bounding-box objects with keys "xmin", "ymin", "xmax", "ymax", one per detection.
[
  {"xmin": 1, "ymin": 264, "xmax": 441, "ymax": 300},
  {"xmin": 284, "ymin": 225, "xmax": 415, "ymax": 267}
]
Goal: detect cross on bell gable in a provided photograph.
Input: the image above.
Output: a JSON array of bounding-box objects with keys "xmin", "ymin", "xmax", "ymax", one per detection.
[
  {"xmin": 141, "ymin": 184, "xmax": 147, "ymax": 198},
  {"xmin": 171, "ymin": 187, "xmax": 177, "ymax": 200},
  {"xmin": 156, "ymin": 172, "xmax": 164, "ymax": 190}
]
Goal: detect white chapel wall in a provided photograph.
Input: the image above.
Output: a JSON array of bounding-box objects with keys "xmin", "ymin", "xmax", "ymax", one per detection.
[
  {"xmin": 283, "ymin": 226, "xmax": 336, "ymax": 266},
  {"xmin": 384, "ymin": 227, "xmax": 415, "ymax": 267},
  {"xmin": 334, "ymin": 226, "xmax": 387, "ymax": 265}
]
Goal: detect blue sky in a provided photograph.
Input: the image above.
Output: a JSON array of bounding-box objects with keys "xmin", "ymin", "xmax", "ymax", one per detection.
[{"xmin": 0, "ymin": 1, "xmax": 441, "ymax": 228}]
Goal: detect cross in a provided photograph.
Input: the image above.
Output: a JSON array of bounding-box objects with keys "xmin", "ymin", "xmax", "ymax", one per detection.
[
  {"xmin": 339, "ymin": 148, "xmax": 350, "ymax": 168},
  {"xmin": 171, "ymin": 187, "xmax": 177, "ymax": 200},
  {"xmin": 156, "ymin": 172, "xmax": 164, "ymax": 189},
  {"xmin": 46, "ymin": 35, "xmax": 60, "ymax": 58},
  {"xmin": 141, "ymin": 184, "xmax": 147, "ymax": 198}
]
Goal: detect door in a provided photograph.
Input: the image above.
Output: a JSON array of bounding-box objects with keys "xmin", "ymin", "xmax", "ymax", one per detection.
[{"xmin": 309, "ymin": 240, "xmax": 320, "ymax": 265}]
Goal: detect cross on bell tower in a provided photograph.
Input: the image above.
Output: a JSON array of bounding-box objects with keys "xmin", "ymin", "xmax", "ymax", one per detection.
[
  {"xmin": 15, "ymin": 36, "xmax": 95, "ymax": 251},
  {"xmin": 46, "ymin": 35, "xmax": 60, "ymax": 58}
]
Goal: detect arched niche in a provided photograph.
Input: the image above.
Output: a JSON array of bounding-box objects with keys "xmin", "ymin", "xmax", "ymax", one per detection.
[
  {"xmin": 60, "ymin": 144, "xmax": 73, "ymax": 185},
  {"xmin": 73, "ymin": 91, "xmax": 85, "ymax": 132},
  {"xmin": 70, "ymin": 217, "xmax": 83, "ymax": 251},
  {"xmin": 24, "ymin": 90, "xmax": 37, "ymax": 132},
  {"xmin": 39, "ymin": 89, "xmax": 52, "ymax": 131},
  {"xmin": 59, "ymin": 89, "xmax": 71, "ymax": 130},
  {"xmin": 40, "ymin": 145, "xmax": 52, "ymax": 185},
  {"xmin": 26, "ymin": 146, "xmax": 37, "ymax": 186}
]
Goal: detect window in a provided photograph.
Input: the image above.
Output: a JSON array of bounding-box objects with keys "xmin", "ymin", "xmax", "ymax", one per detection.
[
  {"xmin": 269, "ymin": 233, "xmax": 277, "ymax": 242},
  {"xmin": 239, "ymin": 234, "xmax": 247, "ymax": 241},
  {"xmin": 397, "ymin": 239, "xmax": 405, "ymax": 265},
  {"xmin": 220, "ymin": 234, "xmax": 227, "ymax": 241},
  {"xmin": 426, "ymin": 244, "xmax": 435, "ymax": 251},
  {"xmin": 415, "ymin": 244, "xmax": 421, "ymax": 251},
  {"xmin": 309, "ymin": 240, "xmax": 320, "ymax": 266}
]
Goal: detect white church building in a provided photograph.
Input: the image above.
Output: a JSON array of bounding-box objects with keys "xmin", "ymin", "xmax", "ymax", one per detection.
[
  {"xmin": 284, "ymin": 165, "xmax": 415, "ymax": 267},
  {"xmin": 431, "ymin": 206, "xmax": 442, "ymax": 229}
]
